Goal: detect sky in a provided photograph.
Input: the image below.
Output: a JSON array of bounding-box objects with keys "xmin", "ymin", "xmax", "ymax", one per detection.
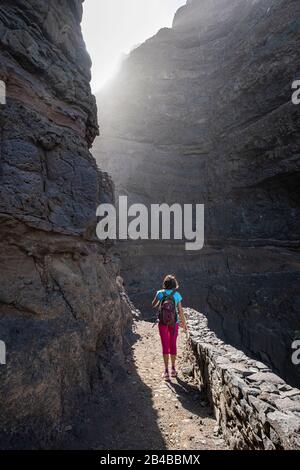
[{"xmin": 82, "ymin": 0, "xmax": 186, "ymax": 92}]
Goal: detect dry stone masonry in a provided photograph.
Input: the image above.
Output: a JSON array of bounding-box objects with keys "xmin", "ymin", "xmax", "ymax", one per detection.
[{"xmin": 185, "ymin": 308, "xmax": 300, "ymax": 450}]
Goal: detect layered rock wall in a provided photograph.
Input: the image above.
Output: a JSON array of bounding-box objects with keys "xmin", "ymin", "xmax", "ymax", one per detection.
[
  {"xmin": 94, "ymin": 0, "xmax": 300, "ymax": 386},
  {"xmin": 0, "ymin": 0, "xmax": 130, "ymax": 447},
  {"xmin": 186, "ymin": 309, "xmax": 300, "ymax": 450}
]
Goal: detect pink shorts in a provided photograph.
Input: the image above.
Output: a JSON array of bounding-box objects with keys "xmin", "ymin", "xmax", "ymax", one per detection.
[{"xmin": 159, "ymin": 323, "xmax": 179, "ymax": 355}]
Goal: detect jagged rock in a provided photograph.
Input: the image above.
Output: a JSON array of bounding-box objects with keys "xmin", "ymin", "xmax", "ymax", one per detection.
[
  {"xmin": 280, "ymin": 389, "xmax": 300, "ymax": 399},
  {"xmin": 247, "ymin": 372, "xmax": 285, "ymax": 385},
  {"xmin": 0, "ymin": 1, "xmax": 131, "ymax": 448},
  {"xmin": 267, "ymin": 411, "xmax": 300, "ymax": 450},
  {"xmin": 248, "ymin": 396, "xmax": 274, "ymax": 415},
  {"xmin": 273, "ymin": 397, "xmax": 300, "ymax": 413},
  {"xmin": 94, "ymin": 0, "xmax": 300, "ymax": 387}
]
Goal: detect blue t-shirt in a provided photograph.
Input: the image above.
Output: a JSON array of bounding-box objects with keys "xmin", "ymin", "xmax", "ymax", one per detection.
[{"xmin": 156, "ymin": 289, "xmax": 183, "ymax": 323}]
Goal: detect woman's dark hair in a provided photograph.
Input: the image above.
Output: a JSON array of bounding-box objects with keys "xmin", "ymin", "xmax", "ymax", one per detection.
[{"xmin": 163, "ymin": 274, "xmax": 179, "ymax": 290}]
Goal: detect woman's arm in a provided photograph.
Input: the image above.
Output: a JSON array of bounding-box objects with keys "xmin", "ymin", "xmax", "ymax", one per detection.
[
  {"xmin": 178, "ymin": 302, "xmax": 187, "ymax": 330},
  {"xmin": 152, "ymin": 294, "xmax": 160, "ymax": 308}
]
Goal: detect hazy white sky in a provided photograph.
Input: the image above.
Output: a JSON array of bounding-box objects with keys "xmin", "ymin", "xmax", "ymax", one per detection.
[{"xmin": 82, "ymin": 0, "xmax": 186, "ymax": 92}]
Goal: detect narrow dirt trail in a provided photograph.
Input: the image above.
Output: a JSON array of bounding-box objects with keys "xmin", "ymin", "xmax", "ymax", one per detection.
[
  {"xmin": 66, "ymin": 317, "xmax": 227, "ymax": 450},
  {"xmin": 123, "ymin": 318, "xmax": 227, "ymax": 450}
]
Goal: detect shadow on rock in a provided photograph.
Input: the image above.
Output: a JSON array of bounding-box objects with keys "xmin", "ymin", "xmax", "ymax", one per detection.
[
  {"xmin": 165, "ymin": 376, "xmax": 213, "ymax": 420},
  {"xmin": 59, "ymin": 319, "xmax": 166, "ymax": 450}
]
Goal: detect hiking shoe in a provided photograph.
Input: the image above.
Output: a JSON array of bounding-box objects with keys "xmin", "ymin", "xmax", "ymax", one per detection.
[{"xmin": 162, "ymin": 370, "xmax": 170, "ymax": 381}]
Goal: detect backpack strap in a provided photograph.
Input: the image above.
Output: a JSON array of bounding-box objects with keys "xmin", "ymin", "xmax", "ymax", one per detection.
[
  {"xmin": 162, "ymin": 289, "xmax": 176, "ymax": 302},
  {"xmin": 159, "ymin": 289, "xmax": 176, "ymax": 311}
]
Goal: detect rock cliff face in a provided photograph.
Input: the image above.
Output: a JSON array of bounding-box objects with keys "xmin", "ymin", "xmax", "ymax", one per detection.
[
  {"xmin": 0, "ymin": 0, "xmax": 131, "ymax": 447},
  {"xmin": 94, "ymin": 0, "xmax": 300, "ymax": 386}
]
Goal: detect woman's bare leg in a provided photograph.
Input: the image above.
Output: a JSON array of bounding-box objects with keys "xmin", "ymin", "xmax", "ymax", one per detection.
[
  {"xmin": 163, "ymin": 354, "xmax": 169, "ymax": 370},
  {"xmin": 171, "ymin": 355, "xmax": 176, "ymax": 369}
]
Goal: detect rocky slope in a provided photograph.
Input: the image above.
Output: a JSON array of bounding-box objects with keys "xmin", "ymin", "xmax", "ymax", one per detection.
[
  {"xmin": 94, "ymin": 0, "xmax": 300, "ymax": 386},
  {"xmin": 0, "ymin": 0, "xmax": 131, "ymax": 448}
]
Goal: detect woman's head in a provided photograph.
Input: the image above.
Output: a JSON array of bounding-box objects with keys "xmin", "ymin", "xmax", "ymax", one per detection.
[{"xmin": 163, "ymin": 274, "xmax": 179, "ymax": 290}]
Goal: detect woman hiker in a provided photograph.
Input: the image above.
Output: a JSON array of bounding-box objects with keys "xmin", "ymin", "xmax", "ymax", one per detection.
[{"xmin": 152, "ymin": 274, "xmax": 187, "ymax": 380}]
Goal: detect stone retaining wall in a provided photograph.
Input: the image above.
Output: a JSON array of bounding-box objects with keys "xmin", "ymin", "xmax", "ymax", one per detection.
[{"xmin": 185, "ymin": 308, "xmax": 300, "ymax": 450}]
